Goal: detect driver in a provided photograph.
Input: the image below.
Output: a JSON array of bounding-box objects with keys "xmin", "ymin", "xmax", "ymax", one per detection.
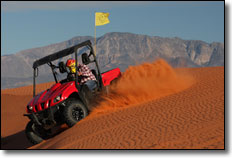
[{"xmin": 66, "ymin": 58, "xmax": 97, "ymax": 91}]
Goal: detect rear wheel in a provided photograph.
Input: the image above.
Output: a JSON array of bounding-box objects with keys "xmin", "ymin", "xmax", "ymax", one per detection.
[
  {"xmin": 25, "ymin": 121, "xmax": 47, "ymax": 145},
  {"xmin": 63, "ymin": 99, "xmax": 88, "ymax": 127}
]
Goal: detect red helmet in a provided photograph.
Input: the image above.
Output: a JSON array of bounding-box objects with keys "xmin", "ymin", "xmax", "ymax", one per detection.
[
  {"xmin": 66, "ymin": 59, "xmax": 77, "ymax": 73},
  {"xmin": 66, "ymin": 59, "xmax": 75, "ymax": 67}
]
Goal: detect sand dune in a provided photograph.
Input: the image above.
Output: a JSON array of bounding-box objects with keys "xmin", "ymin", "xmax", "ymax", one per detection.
[
  {"xmin": 2, "ymin": 82, "xmax": 55, "ymax": 96},
  {"xmin": 1, "ymin": 82, "xmax": 54, "ymax": 149},
  {"xmin": 1, "ymin": 63, "xmax": 224, "ymax": 149}
]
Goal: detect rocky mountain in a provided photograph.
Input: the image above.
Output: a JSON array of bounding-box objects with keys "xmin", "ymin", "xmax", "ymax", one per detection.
[{"xmin": 1, "ymin": 32, "xmax": 224, "ymax": 89}]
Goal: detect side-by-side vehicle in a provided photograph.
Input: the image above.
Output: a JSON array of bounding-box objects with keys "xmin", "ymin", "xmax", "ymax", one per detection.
[{"xmin": 24, "ymin": 40, "xmax": 121, "ymax": 144}]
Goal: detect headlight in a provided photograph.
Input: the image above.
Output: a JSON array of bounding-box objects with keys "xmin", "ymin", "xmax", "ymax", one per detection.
[
  {"xmin": 27, "ymin": 105, "xmax": 33, "ymax": 111},
  {"xmin": 53, "ymin": 95, "xmax": 62, "ymax": 103}
]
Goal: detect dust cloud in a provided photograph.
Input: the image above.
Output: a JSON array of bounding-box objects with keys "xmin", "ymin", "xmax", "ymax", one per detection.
[{"xmin": 92, "ymin": 59, "xmax": 194, "ymax": 114}]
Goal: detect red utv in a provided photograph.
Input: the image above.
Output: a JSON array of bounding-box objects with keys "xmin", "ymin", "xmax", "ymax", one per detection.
[{"xmin": 24, "ymin": 40, "xmax": 121, "ymax": 144}]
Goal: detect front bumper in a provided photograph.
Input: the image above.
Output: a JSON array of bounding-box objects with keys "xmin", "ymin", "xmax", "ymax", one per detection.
[
  {"xmin": 24, "ymin": 112, "xmax": 42, "ymax": 126},
  {"xmin": 24, "ymin": 101, "xmax": 65, "ymax": 127}
]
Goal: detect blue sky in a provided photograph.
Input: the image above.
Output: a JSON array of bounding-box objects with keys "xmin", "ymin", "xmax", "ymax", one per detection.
[{"xmin": 1, "ymin": 1, "xmax": 224, "ymax": 55}]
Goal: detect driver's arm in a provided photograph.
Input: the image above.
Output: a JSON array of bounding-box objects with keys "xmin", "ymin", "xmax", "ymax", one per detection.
[{"xmin": 78, "ymin": 71, "xmax": 82, "ymax": 76}]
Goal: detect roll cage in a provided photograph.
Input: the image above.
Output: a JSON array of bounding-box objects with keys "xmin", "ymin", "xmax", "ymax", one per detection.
[{"xmin": 32, "ymin": 40, "xmax": 102, "ymax": 97}]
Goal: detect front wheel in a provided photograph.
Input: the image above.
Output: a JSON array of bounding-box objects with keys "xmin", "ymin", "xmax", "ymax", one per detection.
[
  {"xmin": 25, "ymin": 121, "xmax": 47, "ymax": 145},
  {"xmin": 63, "ymin": 99, "xmax": 88, "ymax": 127}
]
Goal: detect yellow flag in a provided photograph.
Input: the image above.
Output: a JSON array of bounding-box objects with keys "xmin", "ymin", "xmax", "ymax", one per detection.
[{"xmin": 95, "ymin": 12, "xmax": 110, "ymax": 26}]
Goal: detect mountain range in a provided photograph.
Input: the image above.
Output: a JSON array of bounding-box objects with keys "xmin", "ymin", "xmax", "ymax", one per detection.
[{"xmin": 1, "ymin": 32, "xmax": 224, "ymax": 89}]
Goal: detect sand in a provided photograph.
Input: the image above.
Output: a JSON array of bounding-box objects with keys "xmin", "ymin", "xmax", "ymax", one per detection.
[{"xmin": 1, "ymin": 60, "xmax": 224, "ymax": 149}]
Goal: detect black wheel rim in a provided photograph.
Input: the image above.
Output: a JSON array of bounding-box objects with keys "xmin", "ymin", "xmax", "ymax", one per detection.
[{"xmin": 72, "ymin": 106, "xmax": 84, "ymax": 121}]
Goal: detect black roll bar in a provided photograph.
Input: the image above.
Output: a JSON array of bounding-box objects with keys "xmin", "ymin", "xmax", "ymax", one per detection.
[
  {"xmin": 88, "ymin": 45, "xmax": 103, "ymax": 89},
  {"xmin": 48, "ymin": 62, "xmax": 58, "ymax": 83},
  {"xmin": 33, "ymin": 68, "xmax": 36, "ymax": 97},
  {"xmin": 33, "ymin": 40, "xmax": 93, "ymax": 69},
  {"xmin": 32, "ymin": 40, "xmax": 103, "ymax": 96},
  {"xmin": 74, "ymin": 47, "xmax": 81, "ymax": 92}
]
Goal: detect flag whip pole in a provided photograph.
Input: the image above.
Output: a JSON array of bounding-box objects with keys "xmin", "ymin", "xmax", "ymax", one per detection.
[
  {"xmin": 95, "ymin": 24, "xmax": 96, "ymax": 55},
  {"xmin": 94, "ymin": 12, "xmax": 97, "ymax": 55}
]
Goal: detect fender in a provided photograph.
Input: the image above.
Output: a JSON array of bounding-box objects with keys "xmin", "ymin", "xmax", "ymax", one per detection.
[
  {"xmin": 101, "ymin": 68, "xmax": 121, "ymax": 86},
  {"xmin": 27, "ymin": 81, "xmax": 78, "ymax": 113}
]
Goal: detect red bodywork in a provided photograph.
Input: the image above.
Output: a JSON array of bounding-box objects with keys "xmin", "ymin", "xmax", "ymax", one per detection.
[
  {"xmin": 27, "ymin": 68, "xmax": 121, "ymax": 113},
  {"xmin": 101, "ymin": 68, "xmax": 121, "ymax": 86}
]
